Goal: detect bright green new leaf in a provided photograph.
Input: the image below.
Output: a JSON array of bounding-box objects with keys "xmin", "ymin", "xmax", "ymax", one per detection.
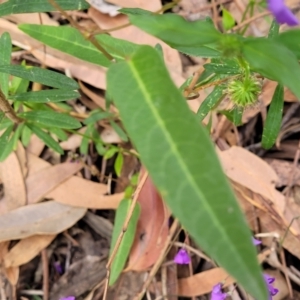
[
  {"xmin": 0, "ymin": 65, "xmax": 78, "ymax": 90},
  {"xmin": 107, "ymin": 45, "xmax": 268, "ymax": 299},
  {"xmin": 0, "ymin": 0, "xmax": 89, "ymax": 17},
  {"xmin": 242, "ymin": 38, "xmax": 300, "ymax": 99},
  {"xmin": 20, "ymin": 111, "xmax": 81, "ymax": 129},
  {"xmin": 114, "ymin": 152, "xmax": 124, "ymax": 177},
  {"xmin": 120, "ymin": 8, "xmax": 222, "ymax": 47},
  {"xmin": 222, "ymin": 8, "xmax": 235, "ymax": 30},
  {"xmin": 109, "ymin": 199, "xmax": 140, "ymax": 285},
  {"xmin": 26, "ymin": 124, "xmax": 63, "ymax": 154},
  {"xmin": 0, "ymin": 33, "xmax": 11, "ymax": 97},
  {"xmin": 197, "ymin": 85, "xmax": 226, "ymax": 121},
  {"xmin": 9, "ymin": 89, "xmax": 79, "ymax": 103},
  {"xmin": 261, "ymin": 84, "xmax": 283, "ymax": 149}
]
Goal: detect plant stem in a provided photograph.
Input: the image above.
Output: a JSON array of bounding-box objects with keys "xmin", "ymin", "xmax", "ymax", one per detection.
[{"xmin": 0, "ymin": 89, "xmax": 23, "ymax": 124}]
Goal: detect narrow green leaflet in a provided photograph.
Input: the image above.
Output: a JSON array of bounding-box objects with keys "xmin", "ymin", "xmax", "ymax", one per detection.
[
  {"xmin": 20, "ymin": 111, "xmax": 81, "ymax": 129},
  {"xmin": 242, "ymin": 38, "xmax": 300, "ymax": 99},
  {"xmin": 19, "ymin": 25, "xmax": 140, "ymax": 66},
  {"xmin": 261, "ymin": 84, "xmax": 284, "ymax": 149},
  {"xmin": 0, "ymin": 65, "xmax": 78, "ymax": 90},
  {"xmin": 114, "ymin": 152, "xmax": 124, "ymax": 177},
  {"xmin": 204, "ymin": 58, "xmax": 241, "ymax": 74},
  {"xmin": 107, "ymin": 46, "xmax": 268, "ymax": 300},
  {"xmin": 120, "ymin": 8, "xmax": 222, "ymax": 47},
  {"xmin": 19, "ymin": 25, "xmax": 111, "ymax": 67},
  {"xmin": 109, "ymin": 120, "xmax": 128, "ymax": 142},
  {"xmin": 0, "ymin": 0, "xmax": 89, "ymax": 17},
  {"xmin": 84, "ymin": 110, "xmax": 113, "ymax": 125},
  {"xmin": 197, "ymin": 85, "xmax": 226, "ymax": 121},
  {"xmin": 9, "ymin": 89, "xmax": 79, "ymax": 103},
  {"xmin": 109, "ymin": 199, "xmax": 140, "ymax": 285},
  {"xmin": 276, "ymin": 30, "xmax": 300, "ymax": 59},
  {"xmin": 26, "ymin": 124, "xmax": 63, "ymax": 154},
  {"xmin": 176, "ymin": 45, "xmax": 221, "ymax": 58},
  {"xmin": 268, "ymin": 19, "xmax": 279, "ymax": 39},
  {"xmin": 0, "ymin": 33, "xmax": 11, "ymax": 97},
  {"xmin": 0, "ymin": 124, "xmax": 14, "ymax": 153},
  {"xmin": 21, "ymin": 125, "xmax": 31, "ymax": 147}
]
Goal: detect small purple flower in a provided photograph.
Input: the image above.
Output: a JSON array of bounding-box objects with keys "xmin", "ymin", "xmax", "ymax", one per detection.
[
  {"xmin": 54, "ymin": 261, "xmax": 63, "ymax": 274},
  {"xmin": 210, "ymin": 283, "xmax": 227, "ymax": 300},
  {"xmin": 267, "ymin": 0, "xmax": 299, "ymax": 26},
  {"xmin": 252, "ymin": 237, "xmax": 262, "ymax": 246},
  {"xmin": 264, "ymin": 274, "xmax": 279, "ymax": 299},
  {"xmin": 174, "ymin": 248, "xmax": 191, "ymax": 264},
  {"xmin": 59, "ymin": 297, "xmax": 75, "ymax": 300}
]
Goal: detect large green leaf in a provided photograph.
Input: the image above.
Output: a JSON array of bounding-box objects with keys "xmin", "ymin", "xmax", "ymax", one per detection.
[
  {"xmin": 120, "ymin": 8, "xmax": 222, "ymax": 48},
  {"xmin": 9, "ymin": 89, "xmax": 79, "ymax": 103},
  {"xmin": 109, "ymin": 199, "xmax": 140, "ymax": 285},
  {"xmin": 0, "ymin": 0, "xmax": 89, "ymax": 17},
  {"xmin": 276, "ymin": 29, "xmax": 300, "ymax": 59},
  {"xmin": 242, "ymin": 38, "xmax": 300, "ymax": 99},
  {"xmin": 107, "ymin": 46, "xmax": 268, "ymax": 299},
  {"xmin": 261, "ymin": 84, "xmax": 284, "ymax": 149},
  {"xmin": 21, "ymin": 111, "xmax": 81, "ymax": 129},
  {"xmin": 0, "ymin": 33, "xmax": 11, "ymax": 97},
  {"xmin": 19, "ymin": 24, "xmax": 140, "ymax": 67},
  {"xmin": 0, "ymin": 65, "xmax": 78, "ymax": 90}
]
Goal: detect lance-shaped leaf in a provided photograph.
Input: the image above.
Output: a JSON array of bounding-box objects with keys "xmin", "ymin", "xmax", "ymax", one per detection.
[
  {"xmin": 0, "ymin": 0, "xmax": 89, "ymax": 17},
  {"xmin": 0, "ymin": 65, "xmax": 78, "ymax": 89},
  {"xmin": 107, "ymin": 46, "xmax": 268, "ymax": 300},
  {"xmin": 261, "ymin": 84, "xmax": 284, "ymax": 149},
  {"xmin": 120, "ymin": 8, "xmax": 221, "ymax": 48},
  {"xmin": 0, "ymin": 33, "xmax": 11, "ymax": 97}
]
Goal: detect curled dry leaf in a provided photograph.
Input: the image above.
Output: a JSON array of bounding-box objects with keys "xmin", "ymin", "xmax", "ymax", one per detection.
[
  {"xmin": 0, "ymin": 201, "xmax": 86, "ymax": 242},
  {"xmin": 4, "ymin": 234, "xmax": 56, "ymax": 268},
  {"xmin": 126, "ymin": 169, "xmax": 169, "ymax": 271},
  {"xmin": 0, "ymin": 152, "xmax": 27, "ymax": 213},
  {"xmin": 4, "ymin": 266, "xmax": 19, "ymax": 286}
]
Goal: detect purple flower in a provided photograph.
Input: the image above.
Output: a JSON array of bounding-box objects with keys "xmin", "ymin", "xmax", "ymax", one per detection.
[
  {"xmin": 264, "ymin": 274, "xmax": 279, "ymax": 299},
  {"xmin": 174, "ymin": 248, "xmax": 191, "ymax": 264},
  {"xmin": 267, "ymin": 0, "xmax": 299, "ymax": 26},
  {"xmin": 54, "ymin": 261, "xmax": 63, "ymax": 274},
  {"xmin": 210, "ymin": 283, "xmax": 227, "ymax": 300},
  {"xmin": 252, "ymin": 237, "xmax": 262, "ymax": 246},
  {"xmin": 59, "ymin": 297, "xmax": 75, "ymax": 300}
]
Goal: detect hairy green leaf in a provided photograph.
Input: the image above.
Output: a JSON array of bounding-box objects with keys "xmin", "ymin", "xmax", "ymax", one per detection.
[
  {"xmin": 9, "ymin": 89, "xmax": 79, "ymax": 103},
  {"xmin": 109, "ymin": 199, "xmax": 140, "ymax": 285},
  {"xmin": 0, "ymin": 65, "xmax": 78, "ymax": 89},
  {"xmin": 121, "ymin": 8, "xmax": 222, "ymax": 47},
  {"xmin": 261, "ymin": 84, "xmax": 283, "ymax": 149},
  {"xmin": 107, "ymin": 45, "xmax": 267, "ymax": 299},
  {"xmin": 21, "ymin": 111, "xmax": 81, "ymax": 129},
  {"xmin": 0, "ymin": 0, "xmax": 89, "ymax": 17}
]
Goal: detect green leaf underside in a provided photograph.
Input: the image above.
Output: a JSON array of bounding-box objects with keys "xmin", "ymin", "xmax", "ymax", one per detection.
[
  {"xmin": 0, "ymin": 0, "xmax": 89, "ymax": 17},
  {"xmin": 0, "ymin": 65, "xmax": 78, "ymax": 90},
  {"xmin": 107, "ymin": 46, "xmax": 268, "ymax": 299},
  {"xmin": 261, "ymin": 84, "xmax": 284, "ymax": 149},
  {"xmin": 0, "ymin": 33, "xmax": 11, "ymax": 97},
  {"xmin": 197, "ymin": 85, "xmax": 226, "ymax": 121},
  {"xmin": 26, "ymin": 124, "xmax": 63, "ymax": 154},
  {"xmin": 21, "ymin": 111, "xmax": 81, "ymax": 129},
  {"xmin": 121, "ymin": 8, "xmax": 222, "ymax": 47},
  {"xmin": 242, "ymin": 38, "xmax": 300, "ymax": 99},
  {"xmin": 109, "ymin": 199, "xmax": 140, "ymax": 285},
  {"xmin": 9, "ymin": 89, "xmax": 79, "ymax": 103}
]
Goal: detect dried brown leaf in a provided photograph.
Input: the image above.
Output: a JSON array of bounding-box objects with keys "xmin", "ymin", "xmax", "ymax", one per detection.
[
  {"xmin": 0, "ymin": 152, "xmax": 27, "ymax": 212},
  {"xmin": 0, "ymin": 201, "xmax": 86, "ymax": 242},
  {"xmin": 4, "ymin": 267, "xmax": 19, "ymax": 286},
  {"xmin": 26, "ymin": 162, "xmax": 84, "ymax": 204},
  {"xmin": 4, "ymin": 234, "xmax": 56, "ymax": 268}
]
